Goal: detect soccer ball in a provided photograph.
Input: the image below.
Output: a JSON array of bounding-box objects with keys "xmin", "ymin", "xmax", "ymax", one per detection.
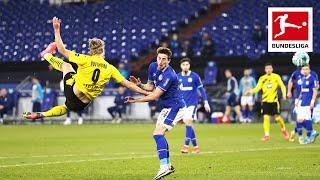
[{"xmin": 292, "ymin": 51, "xmax": 310, "ymax": 67}]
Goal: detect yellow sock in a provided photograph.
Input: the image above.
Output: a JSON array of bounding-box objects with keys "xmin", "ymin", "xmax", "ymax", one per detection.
[
  {"xmin": 263, "ymin": 115, "xmax": 270, "ymax": 136},
  {"xmin": 275, "ymin": 115, "xmax": 286, "ymax": 131},
  {"xmin": 44, "ymin": 53, "xmax": 64, "ymax": 72},
  {"xmin": 42, "ymin": 105, "xmax": 68, "ymax": 117}
]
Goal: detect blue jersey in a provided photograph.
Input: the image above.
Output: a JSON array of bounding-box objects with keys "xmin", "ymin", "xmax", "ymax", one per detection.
[
  {"xmin": 177, "ymin": 71, "xmax": 208, "ymax": 106},
  {"xmin": 148, "ymin": 62, "xmax": 185, "ymax": 109},
  {"xmin": 300, "ymin": 74, "xmax": 317, "ymax": 106},
  {"xmin": 239, "ymin": 76, "xmax": 256, "ymax": 96},
  {"xmin": 290, "ymin": 69, "xmax": 318, "ymax": 99}
]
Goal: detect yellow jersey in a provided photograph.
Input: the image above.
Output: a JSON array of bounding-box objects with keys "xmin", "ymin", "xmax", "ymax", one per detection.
[
  {"xmin": 249, "ymin": 73, "xmax": 286, "ymax": 103},
  {"xmin": 68, "ymin": 51, "xmax": 125, "ymax": 100}
]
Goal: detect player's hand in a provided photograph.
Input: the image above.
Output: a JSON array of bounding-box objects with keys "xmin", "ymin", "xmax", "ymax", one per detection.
[
  {"xmin": 129, "ymin": 76, "xmax": 141, "ymax": 86},
  {"xmin": 204, "ymin": 101, "xmax": 211, "ymax": 113},
  {"xmin": 52, "ymin": 17, "xmax": 61, "ymax": 31},
  {"xmin": 125, "ymin": 96, "xmax": 136, "ymax": 103},
  {"xmin": 287, "ymin": 92, "xmax": 292, "ymax": 99},
  {"xmin": 0, "ymin": 105, "xmax": 4, "ymax": 110},
  {"xmin": 244, "ymin": 91, "xmax": 250, "ymax": 96}
]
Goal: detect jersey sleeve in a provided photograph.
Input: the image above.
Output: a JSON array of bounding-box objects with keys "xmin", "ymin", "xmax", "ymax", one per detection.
[
  {"xmin": 194, "ymin": 73, "xmax": 208, "ymax": 101},
  {"xmin": 249, "ymin": 76, "xmax": 263, "ymax": 94},
  {"xmin": 277, "ymin": 75, "xmax": 287, "ymax": 97},
  {"xmin": 157, "ymin": 74, "xmax": 172, "ymax": 91},
  {"xmin": 68, "ymin": 51, "xmax": 89, "ymax": 66},
  {"xmin": 289, "ymin": 71, "xmax": 296, "ymax": 81},
  {"xmin": 110, "ymin": 65, "xmax": 125, "ymax": 83}
]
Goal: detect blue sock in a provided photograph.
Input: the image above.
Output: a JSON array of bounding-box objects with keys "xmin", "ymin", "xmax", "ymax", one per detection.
[
  {"xmin": 305, "ymin": 120, "xmax": 313, "ymax": 138},
  {"xmin": 153, "ymin": 135, "xmax": 170, "ymax": 166},
  {"xmin": 296, "ymin": 122, "xmax": 303, "ymax": 136},
  {"xmin": 189, "ymin": 126, "xmax": 198, "ymax": 147},
  {"xmin": 247, "ymin": 110, "xmax": 253, "ymax": 119},
  {"xmin": 241, "ymin": 109, "xmax": 247, "ymax": 119},
  {"xmin": 185, "ymin": 126, "xmax": 192, "ymax": 146}
]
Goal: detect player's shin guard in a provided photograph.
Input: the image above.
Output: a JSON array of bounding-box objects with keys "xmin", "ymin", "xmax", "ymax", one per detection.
[
  {"xmin": 42, "ymin": 105, "xmax": 68, "ymax": 117},
  {"xmin": 275, "ymin": 116, "xmax": 286, "ymax": 130},
  {"xmin": 248, "ymin": 110, "xmax": 253, "ymax": 120},
  {"xmin": 263, "ymin": 115, "xmax": 270, "ymax": 136},
  {"xmin": 44, "ymin": 54, "xmax": 64, "ymax": 72},
  {"xmin": 185, "ymin": 126, "xmax": 192, "ymax": 146},
  {"xmin": 153, "ymin": 135, "xmax": 170, "ymax": 167},
  {"xmin": 305, "ymin": 120, "xmax": 313, "ymax": 138}
]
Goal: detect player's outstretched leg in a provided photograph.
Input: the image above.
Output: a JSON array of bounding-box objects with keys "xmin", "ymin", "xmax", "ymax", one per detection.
[
  {"xmin": 181, "ymin": 125, "xmax": 191, "ymax": 153},
  {"xmin": 153, "ymin": 125, "xmax": 175, "ymax": 180},
  {"xmin": 23, "ymin": 105, "xmax": 69, "ymax": 120},
  {"xmin": 275, "ymin": 115, "xmax": 289, "ymax": 139},
  {"xmin": 40, "ymin": 42, "xmax": 66, "ymax": 72}
]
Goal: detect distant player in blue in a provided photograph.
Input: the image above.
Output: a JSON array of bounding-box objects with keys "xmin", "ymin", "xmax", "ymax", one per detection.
[
  {"xmin": 126, "ymin": 47, "xmax": 185, "ymax": 180},
  {"xmin": 177, "ymin": 58, "xmax": 211, "ymax": 154},
  {"xmin": 287, "ymin": 67, "xmax": 319, "ymax": 142},
  {"xmin": 239, "ymin": 68, "xmax": 257, "ymax": 123},
  {"xmin": 293, "ymin": 64, "xmax": 319, "ymax": 144},
  {"xmin": 223, "ymin": 69, "xmax": 243, "ymax": 123}
]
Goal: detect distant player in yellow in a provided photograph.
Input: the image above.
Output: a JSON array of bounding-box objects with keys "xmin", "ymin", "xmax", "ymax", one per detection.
[
  {"xmin": 23, "ymin": 17, "xmax": 149, "ymax": 120},
  {"xmin": 246, "ymin": 63, "xmax": 289, "ymax": 141}
]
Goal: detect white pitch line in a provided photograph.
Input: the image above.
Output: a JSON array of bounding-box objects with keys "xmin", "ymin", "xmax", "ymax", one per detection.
[
  {"xmin": 0, "ymin": 145, "xmax": 319, "ymax": 168},
  {"xmin": 0, "ymin": 152, "xmax": 150, "ymax": 159}
]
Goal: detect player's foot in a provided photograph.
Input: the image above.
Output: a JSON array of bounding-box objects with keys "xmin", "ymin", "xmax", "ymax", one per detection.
[
  {"xmin": 302, "ymin": 137, "xmax": 311, "ymax": 145},
  {"xmin": 153, "ymin": 165, "xmax": 175, "ymax": 180},
  {"xmin": 298, "ymin": 136, "xmax": 304, "ymax": 144},
  {"xmin": 261, "ymin": 135, "xmax": 270, "ymax": 141},
  {"xmin": 310, "ymin": 130, "xmax": 319, "ymax": 143},
  {"xmin": 281, "ymin": 130, "xmax": 289, "ymax": 140},
  {"xmin": 116, "ymin": 118, "xmax": 122, "ymax": 123},
  {"xmin": 288, "ymin": 130, "xmax": 296, "ymax": 142},
  {"xmin": 23, "ymin": 112, "xmax": 43, "ymax": 120},
  {"xmin": 78, "ymin": 117, "xmax": 83, "ymax": 125},
  {"xmin": 40, "ymin": 42, "xmax": 57, "ymax": 58},
  {"xmin": 180, "ymin": 145, "xmax": 189, "ymax": 154},
  {"xmin": 191, "ymin": 146, "xmax": 200, "ymax": 154},
  {"xmin": 0, "ymin": 118, "xmax": 3, "ymax": 124}
]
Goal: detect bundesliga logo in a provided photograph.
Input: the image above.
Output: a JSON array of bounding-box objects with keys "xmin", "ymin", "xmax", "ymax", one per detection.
[{"xmin": 268, "ymin": 7, "xmax": 313, "ymax": 52}]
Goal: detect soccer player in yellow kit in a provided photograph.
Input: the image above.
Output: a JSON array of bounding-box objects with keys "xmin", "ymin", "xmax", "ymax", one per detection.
[
  {"xmin": 23, "ymin": 17, "xmax": 149, "ymax": 120},
  {"xmin": 246, "ymin": 63, "xmax": 289, "ymax": 141}
]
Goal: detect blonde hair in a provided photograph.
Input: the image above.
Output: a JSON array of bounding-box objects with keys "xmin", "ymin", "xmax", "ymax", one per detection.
[{"xmin": 88, "ymin": 38, "xmax": 105, "ymax": 56}]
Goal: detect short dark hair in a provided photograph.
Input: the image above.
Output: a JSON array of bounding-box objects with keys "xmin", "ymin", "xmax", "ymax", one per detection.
[
  {"xmin": 157, "ymin": 47, "xmax": 172, "ymax": 60},
  {"xmin": 225, "ymin": 69, "xmax": 232, "ymax": 74},
  {"xmin": 265, "ymin": 62, "xmax": 273, "ymax": 67},
  {"xmin": 180, "ymin": 57, "xmax": 191, "ymax": 64},
  {"xmin": 302, "ymin": 63, "xmax": 310, "ymax": 67}
]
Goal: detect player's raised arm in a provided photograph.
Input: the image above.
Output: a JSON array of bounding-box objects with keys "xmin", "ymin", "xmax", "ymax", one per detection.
[
  {"xmin": 120, "ymin": 79, "xmax": 150, "ymax": 96},
  {"xmin": 52, "ymin": 17, "xmax": 70, "ymax": 59},
  {"xmin": 129, "ymin": 76, "xmax": 155, "ymax": 91}
]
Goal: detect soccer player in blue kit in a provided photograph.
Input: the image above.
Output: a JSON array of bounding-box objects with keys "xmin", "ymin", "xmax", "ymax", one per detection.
[
  {"xmin": 287, "ymin": 66, "xmax": 319, "ymax": 142},
  {"xmin": 293, "ymin": 64, "xmax": 319, "ymax": 144},
  {"xmin": 177, "ymin": 57, "xmax": 211, "ymax": 154},
  {"xmin": 126, "ymin": 47, "xmax": 186, "ymax": 179}
]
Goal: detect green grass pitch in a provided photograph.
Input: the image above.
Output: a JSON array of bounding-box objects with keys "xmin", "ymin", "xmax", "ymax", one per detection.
[{"xmin": 0, "ymin": 123, "xmax": 319, "ymax": 179}]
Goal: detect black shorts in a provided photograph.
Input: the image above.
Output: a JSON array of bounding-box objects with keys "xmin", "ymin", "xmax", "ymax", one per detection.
[
  {"xmin": 64, "ymin": 72, "xmax": 89, "ymax": 112},
  {"xmin": 226, "ymin": 93, "xmax": 239, "ymax": 107},
  {"xmin": 261, "ymin": 102, "xmax": 280, "ymax": 115}
]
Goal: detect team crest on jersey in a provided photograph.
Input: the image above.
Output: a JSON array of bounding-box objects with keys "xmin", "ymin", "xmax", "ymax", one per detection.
[
  {"xmin": 306, "ymin": 81, "xmax": 309, "ymax": 85},
  {"xmin": 297, "ymin": 79, "xmax": 302, "ymax": 85},
  {"xmin": 158, "ymin": 74, "xmax": 163, "ymax": 81},
  {"xmin": 188, "ymin": 77, "xmax": 193, "ymax": 82}
]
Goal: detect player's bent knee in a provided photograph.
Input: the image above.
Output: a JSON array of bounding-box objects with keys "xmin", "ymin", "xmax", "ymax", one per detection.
[
  {"xmin": 184, "ymin": 119, "xmax": 193, "ymax": 125},
  {"xmin": 153, "ymin": 124, "xmax": 169, "ymax": 135}
]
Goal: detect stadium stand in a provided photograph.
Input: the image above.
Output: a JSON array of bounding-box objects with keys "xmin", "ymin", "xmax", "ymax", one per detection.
[{"xmin": 0, "ymin": 0, "xmax": 208, "ymax": 62}]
